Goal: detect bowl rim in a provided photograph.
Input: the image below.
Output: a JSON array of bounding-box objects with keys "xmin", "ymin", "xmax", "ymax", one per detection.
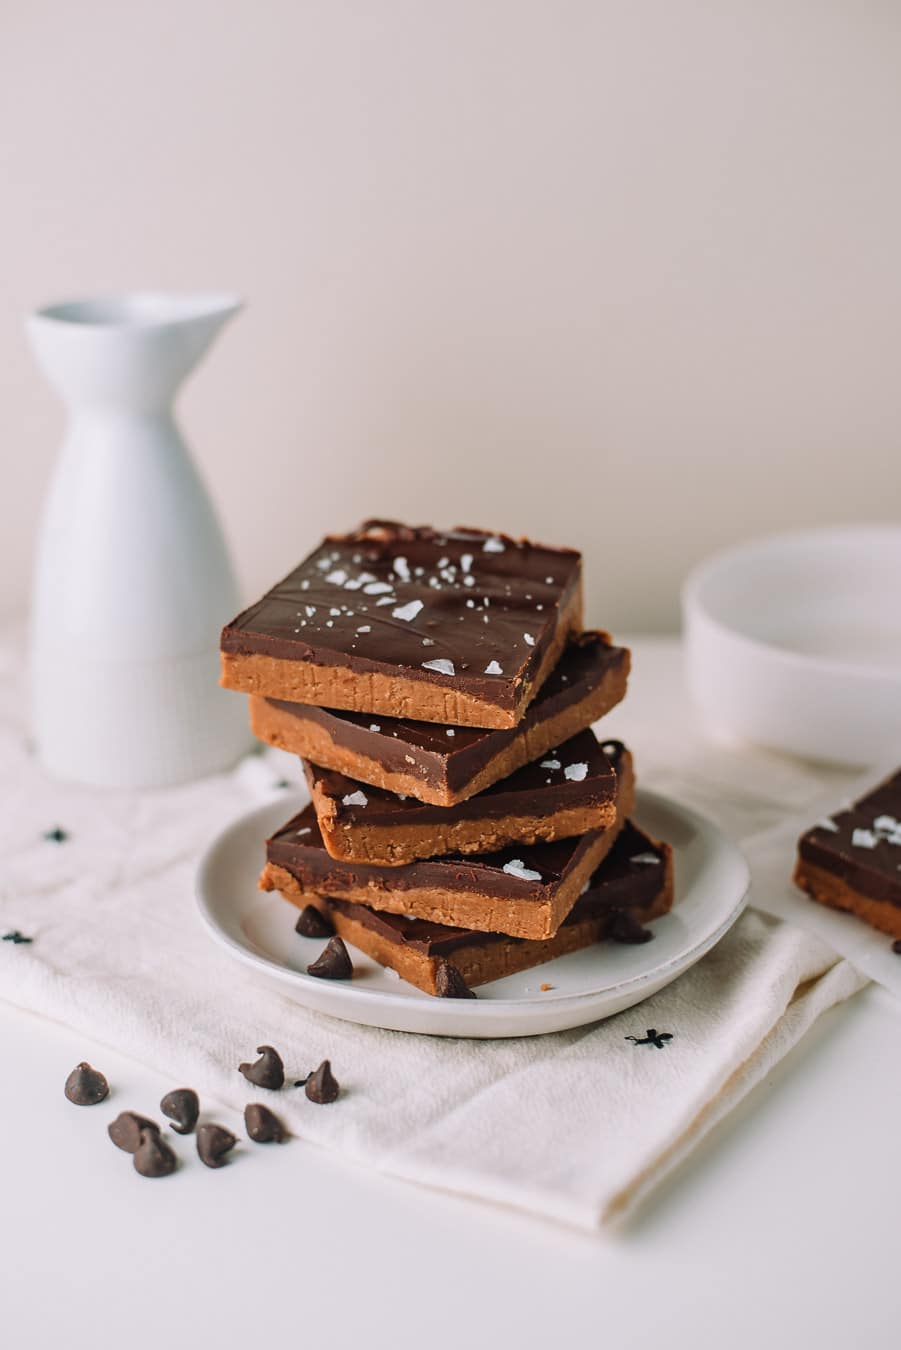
[{"xmin": 681, "ymin": 523, "xmax": 901, "ymax": 684}]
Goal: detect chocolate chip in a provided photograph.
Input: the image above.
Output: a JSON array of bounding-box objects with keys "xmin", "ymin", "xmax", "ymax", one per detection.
[
  {"xmin": 892, "ymin": 939, "xmax": 901, "ymax": 955},
  {"xmin": 244, "ymin": 1103, "xmax": 287, "ymax": 1143},
  {"xmin": 108, "ymin": 1111, "xmax": 160, "ymax": 1153},
  {"xmin": 134, "ymin": 1128, "xmax": 177, "ymax": 1177},
  {"xmin": 64, "ymin": 1061, "xmax": 109, "ymax": 1105},
  {"xmin": 295, "ymin": 905, "xmax": 335, "ymax": 939},
  {"xmin": 307, "ymin": 935, "xmax": 353, "ymax": 980},
  {"xmin": 197, "ymin": 1123, "xmax": 237, "ymax": 1168},
  {"xmin": 239, "ymin": 1045, "xmax": 285, "ymax": 1090},
  {"xmin": 2, "ymin": 930, "xmax": 32, "ymax": 944},
  {"xmin": 608, "ymin": 912, "xmax": 654, "ymax": 944},
  {"xmin": 434, "ymin": 961, "xmax": 476, "ymax": 999},
  {"xmin": 305, "ymin": 1059, "xmax": 339, "ymax": 1104},
  {"xmin": 160, "ymin": 1088, "xmax": 199, "ymax": 1135}
]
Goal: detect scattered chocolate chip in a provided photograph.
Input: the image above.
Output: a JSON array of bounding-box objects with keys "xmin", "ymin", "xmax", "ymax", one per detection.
[
  {"xmin": 108, "ymin": 1111, "xmax": 160, "ymax": 1153},
  {"xmin": 160, "ymin": 1088, "xmax": 199, "ymax": 1135},
  {"xmin": 239, "ymin": 1045, "xmax": 285, "ymax": 1090},
  {"xmin": 42, "ymin": 826, "xmax": 69, "ymax": 843},
  {"xmin": 134, "ymin": 1128, "xmax": 177, "ymax": 1177},
  {"xmin": 244, "ymin": 1103, "xmax": 287, "ymax": 1143},
  {"xmin": 307, "ymin": 935, "xmax": 353, "ymax": 980},
  {"xmin": 434, "ymin": 961, "xmax": 476, "ymax": 999},
  {"xmin": 295, "ymin": 905, "xmax": 335, "ymax": 939},
  {"xmin": 305, "ymin": 1059, "xmax": 339, "ymax": 1104},
  {"xmin": 2, "ymin": 930, "xmax": 32, "ymax": 944},
  {"xmin": 64, "ymin": 1061, "xmax": 109, "ymax": 1105},
  {"xmin": 293, "ymin": 1074, "xmax": 312, "ymax": 1088},
  {"xmin": 892, "ymin": 939, "xmax": 901, "ymax": 955},
  {"xmin": 608, "ymin": 911, "xmax": 654, "ymax": 944},
  {"xmin": 197, "ymin": 1123, "xmax": 237, "ymax": 1168}
]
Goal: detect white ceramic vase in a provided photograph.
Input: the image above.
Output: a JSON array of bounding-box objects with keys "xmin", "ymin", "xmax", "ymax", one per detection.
[{"xmin": 27, "ymin": 291, "xmax": 253, "ymax": 788}]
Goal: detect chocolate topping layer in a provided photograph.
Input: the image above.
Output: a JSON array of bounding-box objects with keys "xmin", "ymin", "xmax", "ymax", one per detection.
[
  {"xmin": 222, "ymin": 520, "xmax": 581, "ymax": 716},
  {"xmin": 266, "ymin": 632, "xmax": 628, "ymax": 797},
  {"xmin": 798, "ymin": 770, "xmax": 901, "ymax": 908},
  {"xmin": 306, "ymin": 728, "xmax": 616, "ymax": 833},
  {"xmin": 324, "ymin": 821, "xmax": 669, "ymax": 956}
]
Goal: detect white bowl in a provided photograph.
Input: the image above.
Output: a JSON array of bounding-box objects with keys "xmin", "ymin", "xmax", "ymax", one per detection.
[{"xmin": 682, "ymin": 525, "xmax": 901, "ymax": 768}]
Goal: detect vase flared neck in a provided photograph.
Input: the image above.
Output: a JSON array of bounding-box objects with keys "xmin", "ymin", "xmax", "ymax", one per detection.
[{"xmin": 27, "ymin": 291, "xmax": 242, "ymax": 413}]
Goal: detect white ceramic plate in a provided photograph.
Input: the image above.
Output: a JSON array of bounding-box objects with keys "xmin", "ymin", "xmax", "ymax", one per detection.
[{"xmin": 195, "ymin": 788, "xmax": 750, "ymax": 1038}]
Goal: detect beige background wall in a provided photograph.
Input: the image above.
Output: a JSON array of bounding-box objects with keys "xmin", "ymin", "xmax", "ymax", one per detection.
[{"xmin": 3, "ymin": 0, "xmax": 900, "ymax": 632}]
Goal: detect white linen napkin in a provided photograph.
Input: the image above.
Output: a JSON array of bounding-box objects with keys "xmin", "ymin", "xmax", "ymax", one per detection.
[{"xmin": 0, "ymin": 633, "xmax": 865, "ymax": 1229}]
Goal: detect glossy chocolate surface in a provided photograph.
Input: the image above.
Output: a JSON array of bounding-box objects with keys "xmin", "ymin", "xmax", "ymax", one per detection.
[
  {"xmin": 267, "ymin": 803, "xmax": 602, "ymax": 903},
  {"xmin": 222, "ymin": 521, "xmax": 581, "ymax": 711},
  {"xmin": 799, "ymin": 769, "xmax": 901, "ymax": 907},
  {"xmin": 306, "ymin": 729, "xmax": 616, "ymax": 830},
  {"xmin": 269, "ymin": 631, "xmax": 627, "ymax": 794},
  {"xmin": 326, "ymin": 821, "xmax": 668, "ymax": 955}
]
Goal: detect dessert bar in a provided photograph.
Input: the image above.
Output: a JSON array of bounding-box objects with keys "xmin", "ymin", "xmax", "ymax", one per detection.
[
  {"xmin": 261, "ymin": 750, "xmax": 634, "ymax": 940},
  {"xmin": 304, "ymin": 729, "xmax": 621, "ymax": 866},
  {"xmin": 222, "ymin": 520, "xmax": 582, "ymax": 728},
  {"xmin": 250, "ymin": 631, "xmax": 628, "ymax": 806},
  {"xmin": 303, "ymin": 822, "xmax": 673, "ymax": 994},
  {"xmin": 794, "ymin": 769, "xmax": 901, "ymax": 938}
]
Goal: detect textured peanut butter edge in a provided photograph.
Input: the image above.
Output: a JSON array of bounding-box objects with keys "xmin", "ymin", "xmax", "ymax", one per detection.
[
  {"xmin": 221, "ymin": 583, "xmax": 582, "ymax": 730},
  {"xmin": 317, "ymin": 801, "xmax": 618, "ymax": 866},
  {"xmin": 309, "ymin": 876, "xmax": 674, "ymax": 994},
  {"xmin": 246, "ymin": 651, "xmax": 629, "ymax": 807},
  {"xmin": 794, "ymin": 858, "xmax": 901, "ymax": 938}
]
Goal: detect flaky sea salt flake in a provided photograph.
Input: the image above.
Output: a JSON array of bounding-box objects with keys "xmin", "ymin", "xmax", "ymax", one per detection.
[
  {"xmin": 422, "ymin": 658, "xmax": 455, "ymax": 676},
  {"xmin": 393, "ymin": 599, "xmax": 424, "ymax": 622},
  {"xmin": 503, "ymin": 859, "xmax": 542, "ymax": 882}
]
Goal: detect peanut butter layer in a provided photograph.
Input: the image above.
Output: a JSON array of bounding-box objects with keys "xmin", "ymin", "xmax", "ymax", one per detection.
[
  {"xmin": 305, "ymin": 730, "xmax": 620, "ymax": 866},
  {"xmin": 221, "ymin": 520, "xmax": 583, "ymax": 728},
  {"xmin": 793, "ymin": 859, "xmax": 901, "ymax": 939},
  {"xmin": 260, "ymin": 754, "xmax": 634, "ymax": 941},
  {"xmin": 302, "ymin": 822, "xmax": 674, "ymax": 993},
  {"xmin": 250, "ymin": 632, "xmax": 629, "ymax": 805}
]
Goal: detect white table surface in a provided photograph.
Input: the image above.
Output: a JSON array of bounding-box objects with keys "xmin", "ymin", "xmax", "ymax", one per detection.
[{"xmin": 3, "ymin": 639, "xmax": 898, "ymax": 1349}]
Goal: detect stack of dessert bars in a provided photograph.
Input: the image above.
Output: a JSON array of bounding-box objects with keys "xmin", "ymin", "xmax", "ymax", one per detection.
[{"xmin": 220, "ymin": 521, "xmax": 674, "ymax": 998}]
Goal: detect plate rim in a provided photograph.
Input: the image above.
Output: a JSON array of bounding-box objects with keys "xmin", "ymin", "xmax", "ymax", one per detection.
[{"xmin": 194, "ymin": 788, "xmax": 751, "ymax": 1024}]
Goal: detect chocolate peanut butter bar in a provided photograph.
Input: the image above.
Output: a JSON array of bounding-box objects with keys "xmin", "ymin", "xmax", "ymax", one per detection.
[
  {"xmin": 250, "ymin": 631, "xmax": 629, "ymax": 806},
  {"xmin": 304, "ymin": 730, "xmax": 621, "ymax": 866},
  {"xmin": 303, "ymin": 823, "xmax": 674, "ymax": 994},
  {"xmin": 794, "ymin": 769, "xmax": 901, "ymax": 938},
  {"xmin": 222, "ymin": 521, "xmax": 582, "ymax": 729},
  {"xmin": 260, "ymin": 749, "xmax": 634, "ymax": 941}
]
